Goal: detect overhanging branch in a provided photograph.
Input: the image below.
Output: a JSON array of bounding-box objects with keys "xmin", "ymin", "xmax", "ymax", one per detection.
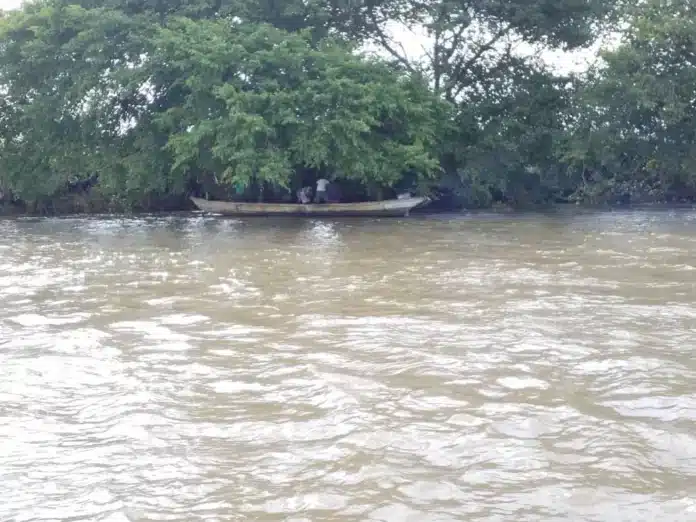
[{"xmin": 367, "ymin": 10, "xmax": 417, "ymax": 74}]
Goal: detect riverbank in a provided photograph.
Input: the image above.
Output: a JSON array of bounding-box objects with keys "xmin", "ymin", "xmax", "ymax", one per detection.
[
  {"xmin": 0, "ymin": 192, "xmax": 194, "ymax": 217},
  {"xmin": 3, "ymin": 191, "xmax": 696, "ymax": 219}
]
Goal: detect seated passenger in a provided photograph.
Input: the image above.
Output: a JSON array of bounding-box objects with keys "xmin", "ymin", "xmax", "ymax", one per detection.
[{"xmin": 297, "ymin": 186, "xmax": 312, "ymax": 204}]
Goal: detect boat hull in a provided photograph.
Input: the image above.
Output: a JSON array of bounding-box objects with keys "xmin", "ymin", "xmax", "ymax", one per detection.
[{"xmin": 189, "ymin": 196, "xmax": 429, "ymax": 217}]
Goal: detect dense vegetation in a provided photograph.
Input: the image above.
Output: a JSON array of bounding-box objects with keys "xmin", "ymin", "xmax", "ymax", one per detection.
[{"xmin": 0, "ymin": 0, "xmax": 694, "ymax": 213}]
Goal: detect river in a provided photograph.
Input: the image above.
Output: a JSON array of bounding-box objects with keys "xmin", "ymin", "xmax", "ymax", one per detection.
[{"xmin": 1, "ymin": 208, "xmax": 696, "ymax": 521}]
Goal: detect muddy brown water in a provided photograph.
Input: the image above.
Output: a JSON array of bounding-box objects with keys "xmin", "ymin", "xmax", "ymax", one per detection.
[{"xmin": 1, "ymin": 209, "xmax": 696, "ymax": 521}]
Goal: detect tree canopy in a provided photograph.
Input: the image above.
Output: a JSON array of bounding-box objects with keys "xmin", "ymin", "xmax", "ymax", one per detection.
[
  {"xmin": 557, "ymin": 0, "xmax": 696, "ymax": 204},
  {"xmin": 0, "ymin": 0, "xmax": 693, "ymax": 213}
]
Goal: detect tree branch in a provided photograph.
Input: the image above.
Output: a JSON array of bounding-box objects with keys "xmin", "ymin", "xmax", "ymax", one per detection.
[
  {"xmin": 367, "ymin": 10, "xmax": 416, "ymax": 74},
  {"xmin": 441, "ymin": 21, "xmax": 470, "ymax": 64},
  {"xmin": 444, "ymin": 24, "xmax": 512, "ymax": 99},
  {"xmin": 462, "ymin": 24, "xmax": 512, "ymax": 75},
  {"xmin": 449, "ymin": 40, "xmax": 514, "ymax": 102}
]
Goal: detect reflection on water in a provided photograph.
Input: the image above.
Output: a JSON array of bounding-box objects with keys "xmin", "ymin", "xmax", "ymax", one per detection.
[{"xmin": 2, "ymin": 209, "xmax": 696, "ymax": 521}]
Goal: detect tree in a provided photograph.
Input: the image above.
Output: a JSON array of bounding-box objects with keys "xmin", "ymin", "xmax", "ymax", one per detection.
[
  {"xmin": 0, "ymin": 4, "xmax": 155, "ymax": 205},
  {"xmin": 342, "ymin": 0, "xmax": 618, "ymax": 207},
  {"xmin": 560, "ymin": 0, "xmax": 696, "ymax": 203},
  {"xmin": 9, "ymin": 0, "xmax": 690, "ymax": 213},
  {"xmin": 0, "ymin": 2, "xmax": 447, "ymax": 210},
  {"xmin": 360, "ymin": 0, "xmax": 613, "ymax": 100},
  {"xmin": 48, "ymin": 0, "xmax": 370, "ymax": 41},
  {"xmin": 154, "ymin": 20, "xmax": 447, "ymax": 200}
]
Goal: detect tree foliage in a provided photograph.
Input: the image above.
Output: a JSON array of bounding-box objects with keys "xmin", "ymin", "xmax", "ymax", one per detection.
[
  {"xmin": 0, "ymin": 1, "xmax": 445, "ymax": 209},
  {"xmin": 1, "ymin": 0, "xmax": 694, "ymax": 213},
  {"xmin": 154, "ymin": 20, "xmax": 444, "ymax": 196},
  {"xmin": 559, "ymin": 0, "xmax": 696, "ymax": 204}
]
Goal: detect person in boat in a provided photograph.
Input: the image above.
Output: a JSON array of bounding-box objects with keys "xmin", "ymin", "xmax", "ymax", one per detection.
[
  {"xmin": 314, "ymin": 178, "xmax": 330, "ymax": 203},
  {"xmin": 296, "ymin": 186, "xmax": 312, "ymax": 204}
]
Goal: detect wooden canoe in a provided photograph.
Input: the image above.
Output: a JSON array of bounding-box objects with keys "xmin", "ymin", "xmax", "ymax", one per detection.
[{"xmin": 190, "ymin": 196, "xmax": 429, "ymax": 217}]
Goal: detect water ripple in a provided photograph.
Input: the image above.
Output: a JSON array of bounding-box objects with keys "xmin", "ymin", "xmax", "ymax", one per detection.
[{"xmin": 1, "ymin": 210, "xmax": 696, "ymax": 521}]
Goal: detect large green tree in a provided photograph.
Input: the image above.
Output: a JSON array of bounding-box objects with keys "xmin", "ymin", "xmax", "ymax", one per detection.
[
  {"xmin": 8, "ymin": 0, "xmax": 692, "ymax": 213},
  {"xmin": 359, "ymin": 0, "xmax": 613, "ymax": 99},
  {"xmin": 0, "ymin": 4, "xmax": 155, "ymax": 206},
  {"xmin": 0, "ymin": 1, "xmax": 446, "ymax": 210},
  {"xmin": 559, "ymin": 0, "xmax": 696, "ymax": 204},
  {"xmin": 345, "ymin": 0, "xmax": 619, "ymax": 207},
  {"xmin": 154, "ymin": 19, "xmax": 446, "ymax": 200}
]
